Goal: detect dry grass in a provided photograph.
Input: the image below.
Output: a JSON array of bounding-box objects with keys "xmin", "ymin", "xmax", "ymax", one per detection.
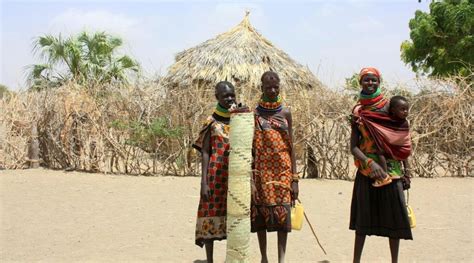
[
  {"xmin": 407, "ymin": 76, "xmax": 473, "ymax": 177},
  {"xmin": 0, "ymin": 15, "xmax": 471, "ymax": 178},
  {"xmin": 162, "ymin": 13, "xmax": 322, "ymax": 91},
  {"xmin": 0, "ymin": 74, "xmax": 472, "ymax": 178}
]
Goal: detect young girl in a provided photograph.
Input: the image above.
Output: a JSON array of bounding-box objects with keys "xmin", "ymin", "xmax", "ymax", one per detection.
[
  {"xmin": 373, "ymin": 95, "xmax": 411, "ymax": 187},
  {"xmin": 251, "ymin": 71, "xmax": 298, "ymax": 263},
  {"xmin": 192, "ymin": 81, "xmax": 236, "ymax": 263}
]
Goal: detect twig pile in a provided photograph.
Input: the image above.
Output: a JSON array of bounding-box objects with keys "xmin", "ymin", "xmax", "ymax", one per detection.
[{"xmin": 0, "ymin": 76, "xmax": 471, "ymax": 178}]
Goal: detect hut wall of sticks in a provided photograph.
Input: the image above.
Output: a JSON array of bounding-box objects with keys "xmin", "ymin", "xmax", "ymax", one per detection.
[{"xmin": 0, "ymin": 14, "xmax": 472, "ymax": 178}]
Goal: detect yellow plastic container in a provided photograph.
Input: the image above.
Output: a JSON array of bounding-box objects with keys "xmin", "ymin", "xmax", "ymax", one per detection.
[
  {"xmin": 291, "ymin": 202, "xmax": 304, "ymax": 231},
  {"xmin": 407, "ymin": 205, "xmax": 416, "ymax": 228}
]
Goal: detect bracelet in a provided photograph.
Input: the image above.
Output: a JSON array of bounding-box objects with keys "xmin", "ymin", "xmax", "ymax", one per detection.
[
  {"xmin": 364, "ymin": 158, "xmax": 373, "ymax": 166},
  {"xmin": 291, "ymin": 174, "xmax": 300, "ymax": 182}
]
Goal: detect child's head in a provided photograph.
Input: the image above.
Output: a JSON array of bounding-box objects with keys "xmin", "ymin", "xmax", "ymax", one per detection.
[
  {"xmin": 215, "ymin": 81, "xmax": 236, "ymax": 109},
  {"xmin": 260, "ymin": 71, "xmax": 280, "ymax": 100},
  {"xmin": 389, "ymin": 96, "xmax": 409, "ymax": 120}
]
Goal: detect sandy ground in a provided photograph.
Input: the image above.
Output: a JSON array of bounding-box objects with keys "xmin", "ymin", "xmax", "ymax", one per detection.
[{"xmin": 0, "ymin": 168, "xmax": 472, "ymax": 262}]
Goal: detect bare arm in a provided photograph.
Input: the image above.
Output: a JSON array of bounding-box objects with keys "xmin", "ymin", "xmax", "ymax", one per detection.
[
  {"xmin": 402, "ymin": 159, "xmax": 411, "ymax": 178},
  {"xmin": 378, "ymin": 154, "xmax": 388, "ymax": 173},
  {"xmin": 284, "ymin": 107, "xmax": 298, "ymax": 201},
  {"xmin": 285, "ymin": 108, "xmax": 297, "ymax": 175},
  {"xmin": 350, "ymin": 124, "xmax": 367, "ymax": 163},
  {"xmin": 350, "ymin": 124, "xmax": 386, "ymax": 180},
  {"xmin": 200, "ymin": 129, "xmax": 211, "ymax": 201},
  {"xmin": 401, "ymin": 159, "xmax": 412, "ymax": 190}
]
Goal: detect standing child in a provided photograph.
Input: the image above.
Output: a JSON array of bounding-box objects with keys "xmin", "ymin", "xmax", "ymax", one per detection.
[
  {"xmin": 251, "ymin": 71, "xmax": 298, "ymax": 263},
  {"xmin": 192, "ymin": 81, "xmax": 236, "ymax": 263}
]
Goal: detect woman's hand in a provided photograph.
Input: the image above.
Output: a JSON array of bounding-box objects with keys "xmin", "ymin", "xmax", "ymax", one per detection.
[
  {"xmin": 369, "ymin": 161, "xmax": 387, "ymax": 181},
  {"xmin": 404, "ymin": 168, "xmax": 412, "ymax": 179},
  {"xmin": 401, "ymin": 170, "xmax": 411, "ymax": 190},
  {"xmin": 291, "ymin": 181, "xmax": 299, "ymax": 203},
  {"xmin": 402, "ymin": 160, "xmax": 411, "ymax": 190},
  {"xmin": 401, "ymin": 176, "xmax": 411, "ymax": 190},
  {"xmin": 251, "ymin": 181, "xmax": 259, "ymax": 203},
  {"xmin": 200, "ymin": 182, "xmax": 211, "ymax": 202},
  {"xmin": 229, "ymin": 103, "xmax": 250, "ymax": 113}
]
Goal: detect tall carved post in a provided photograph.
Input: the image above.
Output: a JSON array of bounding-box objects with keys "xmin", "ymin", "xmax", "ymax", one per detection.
[{"xmin": 28, "ymin": 122, "xmax": 40, "ymax": 168}]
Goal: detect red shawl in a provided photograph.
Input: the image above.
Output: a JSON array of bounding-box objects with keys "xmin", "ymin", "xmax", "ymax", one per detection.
[{"xmin": 358, "ymin": 109, "xmax": 412, "ymax": 160}]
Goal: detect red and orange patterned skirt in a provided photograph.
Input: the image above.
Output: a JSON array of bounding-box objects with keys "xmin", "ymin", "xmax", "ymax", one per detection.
[{"xmin": 251, "ymin": 127, "xmax": 292, "ymax": 232}]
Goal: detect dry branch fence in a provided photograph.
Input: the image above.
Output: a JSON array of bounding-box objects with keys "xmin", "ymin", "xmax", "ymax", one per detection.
[{"xmin": 0, "ymin": 77, "xmax": 472, "ymax": 178}]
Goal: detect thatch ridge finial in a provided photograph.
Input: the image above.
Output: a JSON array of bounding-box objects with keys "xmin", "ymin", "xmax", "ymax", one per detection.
[
  {"xmin": 239, "ymin": 10, "xmax": 251, "ymax": 27},
  {"xmin": 162, "ymin": 7, "xmax": 323, "ymax": 92}
]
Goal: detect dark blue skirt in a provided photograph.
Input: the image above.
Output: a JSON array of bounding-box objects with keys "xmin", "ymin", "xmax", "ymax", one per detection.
[{"xmin": 350, "ymin": 172, "xmax": 413, "ymax": 240}]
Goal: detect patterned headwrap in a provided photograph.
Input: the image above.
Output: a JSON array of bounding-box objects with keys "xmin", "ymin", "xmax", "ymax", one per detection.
[{"xmin": 359, "ymin": 67, "xmax": 381, "ymax": 82}]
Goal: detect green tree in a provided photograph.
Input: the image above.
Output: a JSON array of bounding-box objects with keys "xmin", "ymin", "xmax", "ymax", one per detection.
[
  {"xmin": 401, "ymin": 0, "xmax": 474, "ymax": 77},
  {"xmin": 344, "ymin": 73, "xmax": 360, "ymax": 92},
  {"xmin": 29, "ymin": 31, "xmax": 140, "ymax": 89}
]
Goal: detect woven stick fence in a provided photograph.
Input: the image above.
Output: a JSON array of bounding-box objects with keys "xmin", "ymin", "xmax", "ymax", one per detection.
[{"xmin": 0, "ymin": 76, "xmax": 472, "ymax": 178}]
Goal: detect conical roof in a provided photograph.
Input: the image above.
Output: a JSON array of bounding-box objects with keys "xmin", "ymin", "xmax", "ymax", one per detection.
[{"xmin": 162, "ymin": 12, "xmax": 322, "ymax": 90}]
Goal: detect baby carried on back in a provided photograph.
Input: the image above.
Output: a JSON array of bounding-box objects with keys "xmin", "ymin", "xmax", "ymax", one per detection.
[{"xmin": 353, "ymin": 96, "xmax": 412, "ymax": 187}]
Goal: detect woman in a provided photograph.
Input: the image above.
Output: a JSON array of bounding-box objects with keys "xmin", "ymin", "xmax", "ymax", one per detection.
[
  {"xmin": 349, "ymin": 67, "xmax": 412, "ymax": 263},
  {"xmin": 251, "ymin": 71, "xmax": 299, "ymax": 263},
  {"xmin": 192, "ymin": 81, "xmax": 236, "ymax": 263}
]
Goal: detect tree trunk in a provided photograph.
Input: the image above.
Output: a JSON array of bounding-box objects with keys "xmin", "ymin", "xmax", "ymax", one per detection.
[{"xmin": 28, "ymin": 123, "xmax": 40, "ymax": 168}]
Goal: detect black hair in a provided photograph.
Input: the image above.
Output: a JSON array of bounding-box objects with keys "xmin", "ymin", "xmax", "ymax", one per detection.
[
  {"xmin": 390, "ymin": 95, "xmax": 409, "ymax": 109},
  {"xmin": 215, "ymin": 81, "xmax": 235, "ymax": 96},
  {"xmin": 261, "ymin": 71, "xmax": 280, "ymax": 83}
]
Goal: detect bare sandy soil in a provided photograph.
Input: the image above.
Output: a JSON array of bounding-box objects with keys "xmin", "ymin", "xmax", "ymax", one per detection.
[{"xmin": 1, "ymin": 168, "xmax": 472, "ymax": 262}]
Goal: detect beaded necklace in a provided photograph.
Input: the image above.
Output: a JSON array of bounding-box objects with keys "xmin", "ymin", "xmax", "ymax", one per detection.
[
  {"xmin": 213, "ymin": 103, "xmax": 231, "ymax": 119},
  {"xmin": 257, "ymin": 95, "xmax": 283, "ymax": 113},
  {"xmin": 359, "ymin": 87, "xmax": 385, "ymax": 107}
]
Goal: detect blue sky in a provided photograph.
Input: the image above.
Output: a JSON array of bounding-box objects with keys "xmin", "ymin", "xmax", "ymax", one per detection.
[{"xmin": 0, "ymin": 0, "xmax": 430, "ymax": 90}]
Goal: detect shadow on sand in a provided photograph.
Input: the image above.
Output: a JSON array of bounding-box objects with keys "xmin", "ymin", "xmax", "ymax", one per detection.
[{"xmin": 192, "ymin": 259, "xmax": 331, "ymax": 263}]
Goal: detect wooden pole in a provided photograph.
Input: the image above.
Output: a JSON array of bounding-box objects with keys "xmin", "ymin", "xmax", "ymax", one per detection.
[{"xmin": 28, "ymin": 122, "xmax": 40, "ymax": 168}]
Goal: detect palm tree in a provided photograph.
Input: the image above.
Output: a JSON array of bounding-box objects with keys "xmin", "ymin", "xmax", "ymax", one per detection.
[
  {"xmin": 28, "ymin": 31, "xmax": 139, "ymax": 89},
  {"xmin": 0, "ymin": 84, "xmax": 10, "ymax": 98}
]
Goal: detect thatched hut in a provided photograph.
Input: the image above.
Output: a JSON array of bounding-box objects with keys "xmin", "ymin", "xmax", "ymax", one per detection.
[
  {"xmin": 162, "ymin": 12, "xmax": 322, "ymax": 93},
  {"xmin": 160, "ymin": 13, "xmax": 325, "ymax": 176}
]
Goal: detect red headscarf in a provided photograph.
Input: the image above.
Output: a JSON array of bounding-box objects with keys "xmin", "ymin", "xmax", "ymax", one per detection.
[{"xmin": 359, "ymin": 67, "xmax": 381, "ymax": 82}]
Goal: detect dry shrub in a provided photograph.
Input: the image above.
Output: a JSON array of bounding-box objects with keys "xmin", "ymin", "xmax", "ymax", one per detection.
[
  {"xmin": 0, "ymin": 76, "xmax": 472, "ymax": 178},
  {"xmin": 0, "ymin": 92, "xmax": 36, "ymax": 168},
  {"xmin": 407, "ymin": 76, "xmax": 473, "ymax": 177},
  {"xmin": 287, "ymin": 88, "xmax": 354, "ymax": 179}
]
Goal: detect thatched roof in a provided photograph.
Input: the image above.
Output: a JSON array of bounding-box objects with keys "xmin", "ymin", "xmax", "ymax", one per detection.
[{"xmin": 162, "ymin": 12, "xmax": 322, "ymax": 90}]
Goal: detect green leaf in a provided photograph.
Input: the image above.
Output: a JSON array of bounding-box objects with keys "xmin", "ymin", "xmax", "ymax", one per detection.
[
  {"xmin": 29, "ymin": 30, "xmax": 141, "ymax": 89},
  {"xmin": 401, "ymin": 0, "xmax": 474, "ymax": 77}
]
